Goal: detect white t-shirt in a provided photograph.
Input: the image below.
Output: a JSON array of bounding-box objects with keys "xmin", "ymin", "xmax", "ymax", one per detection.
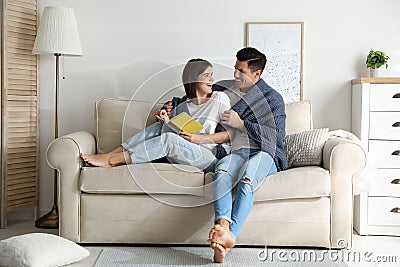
[
  {"xmin": 186, "ymin": 91, "xmax": 231, "ymax": 152},
  {"xmin": 223, "ymin": 87, "xmax": 260, "ymax": 151}
]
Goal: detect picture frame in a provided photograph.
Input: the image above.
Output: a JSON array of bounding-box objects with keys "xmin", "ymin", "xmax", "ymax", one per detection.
[{"xmin": 246, "ymin": 22, "xmax": 304, "ymax": 103}]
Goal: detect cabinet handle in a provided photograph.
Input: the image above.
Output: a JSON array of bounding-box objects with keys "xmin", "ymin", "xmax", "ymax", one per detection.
[
  {"xmin": 392, "ymin": 150, "xmax": 400, "ymax": 156},
  {"xmin": 390, "ymin": 207, "xmax": 400, "ymax": 213},
  {"xmin": 393, "ymin": 93, "xmax": 400, "ymax": 98},
  {"xmin": 391, "ymin": 179, "xmax": 400, "ymax": 184},
  {"xmin": 393, "ymin": 122, "xmax": 400, "ymax": 127}
]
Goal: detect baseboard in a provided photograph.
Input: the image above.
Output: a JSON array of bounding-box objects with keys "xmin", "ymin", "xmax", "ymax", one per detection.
[{"xmin": 8, "ymin": 209, "xmax": 35, "ymax": 220}]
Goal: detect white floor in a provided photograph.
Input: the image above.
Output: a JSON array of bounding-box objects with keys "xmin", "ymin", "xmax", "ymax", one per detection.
[{"xmin": 1, "ymin": 220, "xmax": 400, "ymax": 267}]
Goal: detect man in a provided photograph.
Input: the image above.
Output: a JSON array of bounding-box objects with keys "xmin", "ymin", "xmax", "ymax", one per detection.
[{"xmin": 165, "ymin": 47, "xmax": 287, "ymax": 263}]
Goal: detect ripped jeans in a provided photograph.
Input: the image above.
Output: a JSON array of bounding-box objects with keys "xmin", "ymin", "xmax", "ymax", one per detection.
[{"xmin": 213, "ymin": 148, "xmax": 277, "ymax": 240}]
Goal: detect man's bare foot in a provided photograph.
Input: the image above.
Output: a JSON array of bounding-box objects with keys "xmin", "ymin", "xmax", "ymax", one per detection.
[
  {"xmin": 208, "ymin": 226, "xmax": 217, "ymax": 241},
  {"xmin": 208, "ymin": 224, "xmax": 235, "ymax": 249},
  {"xmin": 81, "ymin": 153, "xmax": 112, "ymax": 168},
  {"xmin": 211, "ymin": 242, "xmax": 229, "ymax": 263}
]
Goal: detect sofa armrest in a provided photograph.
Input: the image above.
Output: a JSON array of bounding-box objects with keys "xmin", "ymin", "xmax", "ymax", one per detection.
[
  {"xmin": 46, "ymin": 131, "xmax": 96, "ymax": 242},
  {"xmin": 322, "ymin": 137, "xmax": 366, "ymax": 248}
]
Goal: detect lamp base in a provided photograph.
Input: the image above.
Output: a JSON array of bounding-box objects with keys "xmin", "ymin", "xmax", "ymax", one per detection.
[{"xmin": 35, "ymin": 205, "xmax": 59, "ymax": 229}]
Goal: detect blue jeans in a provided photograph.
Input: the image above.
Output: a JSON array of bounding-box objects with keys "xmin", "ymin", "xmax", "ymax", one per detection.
[
  {"xmin": 213, "ymin": 148, "xmax": 277, "ymax": 240},
  {"xmin": 121, "ymin": 122, "xmax": 217, "ymax": 172}
]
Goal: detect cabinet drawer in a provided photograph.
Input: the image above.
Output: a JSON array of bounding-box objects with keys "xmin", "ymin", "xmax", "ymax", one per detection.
[
  {"xmin": 368, "ymin": 197, "xmax": 400, "ymax": 226},
  {"xmin": 369, "ymin": 112, "xmax": 400, "ymax": 140},
  {"xmin": 369, "ymin": 140, "xmax": 400, "ymax": 168},
  {"xmin": 369, "ymin": 169, "xmax": 400, "ymax": 197},
  {"xmin": 370, "ymin": 84, "xmax": 400, "ymax": 111}
]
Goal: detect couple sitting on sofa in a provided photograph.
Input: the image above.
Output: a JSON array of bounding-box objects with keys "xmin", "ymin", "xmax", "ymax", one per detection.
[{"xmin": 81, "ymin": 47, "xmax": 288, "ymax": 263}]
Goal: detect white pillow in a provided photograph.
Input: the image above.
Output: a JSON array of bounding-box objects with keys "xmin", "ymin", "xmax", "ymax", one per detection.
[{"xmin": 0, "ymin": 233, "xmax": 90, "ymax": 267}]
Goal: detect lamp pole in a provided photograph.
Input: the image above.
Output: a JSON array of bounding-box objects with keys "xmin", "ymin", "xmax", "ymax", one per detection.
[
  {"xmin": 35, "ymin": 53, "xmax": 62, "ymax": 229},
  {"xmin": 55, "ymin": 53, "xmax": 60, "ymax": 140}
]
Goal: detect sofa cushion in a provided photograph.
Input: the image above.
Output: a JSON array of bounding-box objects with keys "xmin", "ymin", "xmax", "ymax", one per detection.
[
  {"xmin": 204, "ymin": 166, "xmax": 330, "ymax": 201},
  {"xmin": 254, "ymin": 166, "xmax": 331, "ymax": 202},
  {"xmin": 80, "ymin": 163, "xmax": 205, "ymax": 196}
]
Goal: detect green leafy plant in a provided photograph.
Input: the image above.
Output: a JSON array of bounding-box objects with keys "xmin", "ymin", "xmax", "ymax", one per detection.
[{"xmin": 366, "ymin": 49, "xmax": 390, "ymax": 69}]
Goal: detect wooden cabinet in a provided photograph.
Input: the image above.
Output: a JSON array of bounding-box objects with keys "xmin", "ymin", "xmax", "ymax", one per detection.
[
  {"xmin": 352, "ymin": 78, "xmax": 400, "ymax": 236},
  {"xmin": 0, "ymin": 0, "xmax": 39, "ymax": 228}
]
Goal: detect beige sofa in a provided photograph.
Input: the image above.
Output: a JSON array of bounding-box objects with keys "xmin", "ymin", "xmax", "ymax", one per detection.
[{"xmin": 47, "ymin": 99, "xmax": 366, "ymax": 249}]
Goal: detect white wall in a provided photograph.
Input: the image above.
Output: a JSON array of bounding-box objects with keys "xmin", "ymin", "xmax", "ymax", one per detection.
[{"xmin": 27, "ymin": 0, "xmax": 400, "ymax": 216}]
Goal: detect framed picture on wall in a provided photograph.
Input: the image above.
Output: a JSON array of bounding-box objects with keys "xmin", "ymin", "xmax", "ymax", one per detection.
[{"xmin": 246, "ymin": 22, "xmax": 304, "ymax": 103}]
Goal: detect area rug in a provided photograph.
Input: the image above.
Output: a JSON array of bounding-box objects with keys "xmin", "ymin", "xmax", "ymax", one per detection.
[{"xmin": 94, "ymin": 246, "xmax": 349, "ymax": 266}]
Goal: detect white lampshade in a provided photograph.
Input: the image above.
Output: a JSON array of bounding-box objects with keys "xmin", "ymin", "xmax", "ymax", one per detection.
[{"xmin": 33, "ymin": 6, "xmax": 82, "ymax": 56}]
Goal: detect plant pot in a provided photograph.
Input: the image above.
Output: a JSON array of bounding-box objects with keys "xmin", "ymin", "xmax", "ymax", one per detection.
[{"xmin": 369, "ymin": 68, "xmax": 379, "ymax": 77}]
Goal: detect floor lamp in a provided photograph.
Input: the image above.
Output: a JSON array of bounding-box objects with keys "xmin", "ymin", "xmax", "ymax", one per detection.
[{"xmin": 32, "ymin": 7, "xmax": 82, "ymax": 229}]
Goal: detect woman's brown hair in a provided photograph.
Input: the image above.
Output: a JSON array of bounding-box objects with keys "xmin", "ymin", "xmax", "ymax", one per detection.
[{"xmin": 182, "ymin": 58, "xmax": 212, "ymax": 99}]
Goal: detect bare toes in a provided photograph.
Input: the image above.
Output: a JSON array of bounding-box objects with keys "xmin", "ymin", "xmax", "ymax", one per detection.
[
  {"xmin": 212, "ymin": 243, "xmax": 227, "ymax": 263},
  {"xmin": 215, "ymin": 243, "xmax": 225, "ymax": 253}
]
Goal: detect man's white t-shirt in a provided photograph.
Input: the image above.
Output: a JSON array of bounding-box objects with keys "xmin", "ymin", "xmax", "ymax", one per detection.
[
  {"xmin": 186, "ymin": 91, "xmax": 231, "ymax": 152},
  {"xmin": 223, "ymin": 87, "xmax": 260, "ymax": 151}
]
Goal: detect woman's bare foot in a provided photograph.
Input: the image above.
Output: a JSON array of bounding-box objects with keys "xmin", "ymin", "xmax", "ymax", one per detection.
[
  {"xmin": 80, "ymin": 153, "xmax": 112, "ymax": 168},
  {"xmin": 108, "ymin": 151, "xmax": 131, "ymax": 167},
  {"xmin": 208, "ymin": 224, "xmax": 235, "ymax": 249},
  {"xmin": 211, "ymin": 242, "xmax": 229, "ymax": 263}
]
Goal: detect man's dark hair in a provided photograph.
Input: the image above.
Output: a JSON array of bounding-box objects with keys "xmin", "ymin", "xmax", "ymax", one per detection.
[
  {"xmin": 236, "ymin": 47, "xmax": 267, "ymax": 73},
  {"xmin": 182, "ymin": 58, "xmax": 212, "ymax": 99}
]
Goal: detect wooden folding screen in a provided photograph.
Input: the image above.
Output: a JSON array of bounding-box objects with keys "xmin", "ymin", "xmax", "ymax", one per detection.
[{"xmin": 1, "ymin": 0, "xmax": 39, "ymax": 228}]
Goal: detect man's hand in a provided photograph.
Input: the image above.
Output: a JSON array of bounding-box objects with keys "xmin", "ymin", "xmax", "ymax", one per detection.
[
  {"xmin": 179, "ymin": 132, "xmax": 204, "ymax": 144},
  {"xmin": 154, "ymin": 109, "xmax": 169, "ymax": 123},
  {"xmin": 221, "ymin": 110, "xmax": 245, "ymax": 131},
  {"xmin": 162, "ymin": 101, "xmax": 174, "ymax": 116}
]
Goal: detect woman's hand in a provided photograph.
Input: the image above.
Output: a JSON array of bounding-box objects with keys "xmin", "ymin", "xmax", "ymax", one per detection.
[
  {"xmin": 180, "ymin": 129, "xmax": 234, "ymax": 145},
  {"xmin": 155, "ymin": 109, "xmax": 169, "ymax": 123},
  {"xmin": 179, "ymin": 132, "xmax": 204, "ymax": 144}
]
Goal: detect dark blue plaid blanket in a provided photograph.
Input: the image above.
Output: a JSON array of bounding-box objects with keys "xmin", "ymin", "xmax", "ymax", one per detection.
[{"xmin": 170, "ymin": 78, "xmax": 288, "ymax": 172}]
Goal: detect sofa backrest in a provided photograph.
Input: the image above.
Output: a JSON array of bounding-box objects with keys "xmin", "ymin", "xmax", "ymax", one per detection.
[
  {"xmin": 95, "ymin": 99, "xmax": 162, "ymax": 154},
  {"xmin": 94, "ymin": 98, "xmax": 312, "ymax": 154},
  {"xmin": 285, "ymin": 100, "xmax": 312, "ymax": 135}
]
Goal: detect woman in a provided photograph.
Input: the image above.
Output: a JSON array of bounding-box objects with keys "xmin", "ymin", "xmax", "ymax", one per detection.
[{"xmin": 81, "ymin": 59, "xmax": 232, "ymax": 172}]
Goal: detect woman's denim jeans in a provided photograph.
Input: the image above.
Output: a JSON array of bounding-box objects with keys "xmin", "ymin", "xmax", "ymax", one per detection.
[
  {"xmin": 122, "ymin": 122, "xmax": 217, "ymax": 172},
  {"xmin": 213, "ymin": 148, "xmax": 277, "ymax": 240}
]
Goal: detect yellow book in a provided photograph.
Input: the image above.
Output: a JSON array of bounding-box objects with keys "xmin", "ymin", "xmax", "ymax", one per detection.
[{"xmin": 166, "ymin": 112, "xmax": 203, "ymax": 134}]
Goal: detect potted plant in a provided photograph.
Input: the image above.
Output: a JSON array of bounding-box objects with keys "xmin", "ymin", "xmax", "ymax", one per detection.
[{"xmin": 366, "ymin": 49, "xmax": 390, "ymax": 77}]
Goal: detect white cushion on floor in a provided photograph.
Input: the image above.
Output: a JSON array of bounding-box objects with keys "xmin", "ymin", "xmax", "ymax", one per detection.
[{"xmin": 0, "ymin": 233, "xmax": 90, "ymax": 267}]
